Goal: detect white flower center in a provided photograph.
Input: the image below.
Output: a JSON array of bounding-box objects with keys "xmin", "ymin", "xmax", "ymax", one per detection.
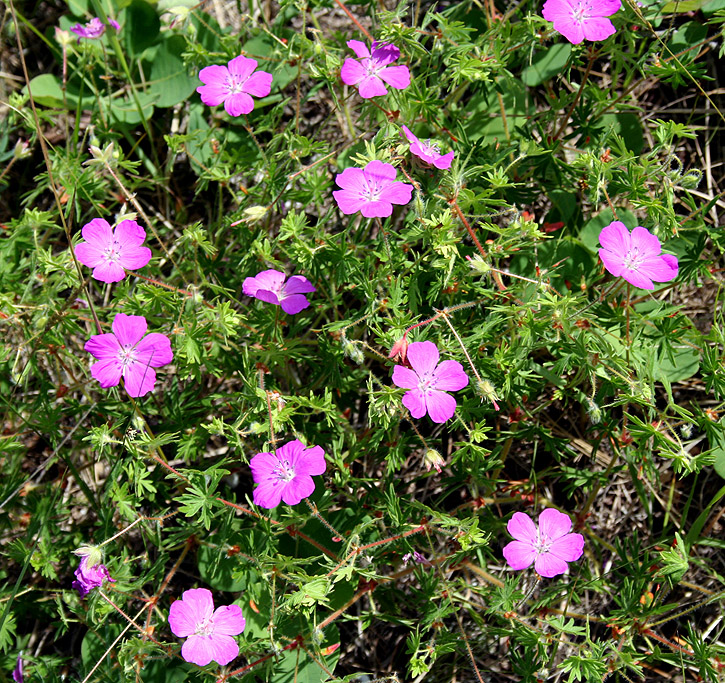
[
  {"xmin": 571, "ymin": 0, "xmax": 590, "ymax": 22},
  {"xmin": 194, "ymin": 615, "xmax": 215, "ymax": 637},
  {"xmin": 417, "ymin": 370, "xmax": 435, "ymax": 393},
  {"xmin": 273, "ymin": 458, "xmax": 296, "ymax": 483},
  {"xmin": 102, "ymin": 239, "xmax": 122, "ymax": 265},
  {"xmin": 420, "ymin": 140, "xmax": 440, "ymax": 156},
  {"xmin": 118, "ymin": 346, "xmax": 137, "ymax": 373},
  {"xmin": 359, "ymin": 176, "xmax": 384, "ymax": 204},
  {"xmin": 362, "ymin": 57, "xmax": 383, "ymax": 79},
  {"xmin": 623, "ymin": 247, "xmax": 644, "ymax": 271},
  {"xmin": 227, "ymin": 74, "xmax": 249, "ymax": 94},
  {"xmin": 536, "ymin": 531, "xmax": 553, "ymax": 555}
]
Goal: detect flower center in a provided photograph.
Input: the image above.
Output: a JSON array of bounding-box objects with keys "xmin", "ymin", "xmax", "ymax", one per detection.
[
  {"xmin": 537, "ymin": 532, "xmax": 553, "ymax": 554},
  {"xmin": 274, "ymin": 458, "xmax": 296, "ymax": 483},
  {"xmin": 420, "ymin": 140, "xmax": 440, "ymax": 156},
  {"xmin": 118, "ymin": 345, "xmax": 137, "ymax": 373},
  {"xmin": 623, "ymin": 247, "xmax": 644, "ymax": 271},
  {"xmin": 227, "ymin": 74, "xmax": 249, "ymax": 94},
  {"xmin": 194, "ymin": 615, "xmax": 215, "ymax": 637},
  {"xmin": 359, "ymin": 176, "xmax": 384, "ymax": 204},
  {"xmin": 102, "ymin": 239, "xmax": 122, "ymax": 265},
  {"xmin": 417, "ymin": 370, "xmax": 435, "ymax": 393},
  {"xmin": 362, "ymin": 57, "xmax": 383, "ymax": 79},
  {"xmin": 571, "ymin": 0, "xmax": 590, "ymax": 22}
]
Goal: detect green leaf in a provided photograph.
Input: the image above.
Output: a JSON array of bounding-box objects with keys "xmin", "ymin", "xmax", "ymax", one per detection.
[
  {"xmin": 522, "ymin": 43, "xmax": 572, "ymax": 87},
  {"xmin": 121, "ymin": 0, "xmax": 161, "ymax": 57},
  {"xmin": 149, "ymin": 35, "xmax": 197, "ymax": 108},
  {"xmin": 578, "ymin": 208, "xmax": 638, "ymax": 252}
]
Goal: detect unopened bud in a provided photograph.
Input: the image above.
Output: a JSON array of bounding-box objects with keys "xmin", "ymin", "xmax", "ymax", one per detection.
[
  {"xmin": 55, "ymin": 27, "xmax": 74, "ymax": 47},
  {"xmin": 424, "ymin": 449, "xmax": 445, "ymax": 473},
  {"xmin": 476, "ymin": 379, "xmax": 500, "ymax": 411},
  {"xmin": 388, "ymin": 334, "xmax": 409, "ymax": 365},
  {"xmin": 466, "ymin": 255, "xmax": 491, "ymax": 275},
  {"xmin": 13, "ymin": 139, "xmax": 31, "ymax": 159},
  {"xmin": 73, "ymin": 544, "xmax": 103, "ymax": 567},
  {"xmin": 585, "ymin": 398, "xmax": 602, "ymax": 424},
  {"xmin": 342, "ymin": 337, "xmax": 364, "ymax": 364},
  {"xmin": 243, "ymin": 206, "xmax": 268, "ymax": 224},
  {"xmin": 86, "ymin": 141, "xmax": 115, "ymax": 166}
]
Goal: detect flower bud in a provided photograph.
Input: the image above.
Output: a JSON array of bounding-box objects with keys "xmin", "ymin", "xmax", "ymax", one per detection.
[
  {"xmin": 342, "ymin": 338, "xmax": 365, "ymax": 364},
  {"xmin": 476, "ymin": 379, "xmax": 500, "ymax": 411},
  {"xmin": 424, "ymin": 449, "xmax": 445, "ymax": 473},
  {"xmin": 73, "ymin": 544, "xmax": 103, "ymax": 568},
  {"xmin": 388, "ymin": 334, "xmax": 409, "ymax": 364}
]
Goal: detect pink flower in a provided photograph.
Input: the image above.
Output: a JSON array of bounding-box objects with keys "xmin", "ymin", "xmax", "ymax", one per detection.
[
  {"xmin": 72, "ymin": 556, "xmax": 115, "ymax": 598},
  {"xmin": 250, "ymin": 439, "xmax": 326, "ymax": 509},
  {"xmin": 242, "ymin": 270, "xmax": 316, "ymax": 314},
  {"xmin": 168, "ymin": 588, "xmax": 246, "ymax": 667},
  {"xmin": 75, "ymin": 218, "xmax": 152, "ymax": 283},
  {"xmin": 340, "ymin": 40, "xmax": 411, "ymax": 98},
  {"xmin": 401, "ymin": 126, "xmax": 454, "ymax": 170},
  {"xmin": 85, "ymin": 313, "xmax": 173, "ymax": 398},
  {"xmin": 598, "ymin": 221, "xmax": 678, "ymax": 290},
  {"xmin": 391, "ymin": 341, "xmax": 469, "ymax": 423},
  {"xmin": 333, "ymin": 160, "xmax": 413, "ymax": 218},
  {"xmin": 542, "ymin": 0, "xmax": 621, "ymax": 44},
  {"xmin": 69, "ymin": 17, "xmax": 120, "ymax": 40},
  {"xmin": 197, "ymin": 55, "xmax": 273, "ymax": 117},
  {"xmin": 12, "ymin": 654, "xmax": 23, "ymax": 683},
  {"xmin": 502, "ymin": 509, "xmax": 585, "ymax": 578}
]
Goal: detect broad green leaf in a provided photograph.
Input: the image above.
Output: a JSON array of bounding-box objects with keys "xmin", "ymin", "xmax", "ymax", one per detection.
[{"xmin": 522, "ymin": 43, "xmax": 572, "ymax": 87}]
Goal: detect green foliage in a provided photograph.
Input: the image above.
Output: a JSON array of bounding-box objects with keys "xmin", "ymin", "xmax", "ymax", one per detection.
[{"xmin": 1, "ymin": 0, "xmax": 724, "ymax": 679}]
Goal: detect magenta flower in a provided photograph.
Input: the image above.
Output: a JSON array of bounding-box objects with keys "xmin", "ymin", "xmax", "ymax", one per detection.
[
  {"xmin": 340, "ymin": 40, "xmax": 410, "ymax": 98},
  {"xmin": 75, "ymin": 218, "xmax": 152, "ymax": 283},
  {"xmin": 12, "ymin": 654, "xmax": 23, "ymax": 683},
  {"xmin": 243, "ymin": 270, "xmax": 316, "ymax": 314},
  {"xmin": 85, "ymin": 313, "xmax": 173, "ymax": 398},
  {"xmin": 72, "ymin": 556, "xmax": 115, "ymax": 598},
  {"xmin": 250, "ymin": 439, "xmax": 326, "ymax": 509},
  {"xmin": 598, "ymin": 221, "xmax": 678, "ymax": 290},
  {"xmin": 401, "ymin": 126, "xmax": 454, "ymax": 170},
  {"xmin": 542, "ymin": 0, "xmax": 621, "ymax": 44},
  {"xmin": 168, "ymin": 588, "xmax": 246, "ymax": 667},
  {"xmin": 502, "ymin": 509, "xmax": 585, "ymax": 578},
  {"xmin": 333, "ymin": 160, "xmax": 413, "ymax": 218},
  {"xmin": 69, "ymin": 17, "xmax": 120, "ymax": 40},
  {"xmin": 197, "ymin": 56, "xmax": 273, "ymax": 117},
  {"xmin": 391, "ymin": 341, "xmax": 469, "ymax": 423}
]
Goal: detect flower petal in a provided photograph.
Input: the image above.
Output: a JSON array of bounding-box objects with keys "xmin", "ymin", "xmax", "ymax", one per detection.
[
  {"xmin": 401, "ymin": 125, "xmax": 419, "ymax": 146},
  {"xmin": 433, "ymin": 151, "xmax": 455, "ymax": 170},
  {"xmin": 346, "ymin": 40, "xmax": 371, "ymax": 58},
  {"xmin": 363, "ymin": 160, "xmax": 397, "ymax": 183},
  {"xmin": 124, "ymin": 363, "xmax": 157, "ymax": 398},
  {"xmin": 534, "ymin": 551, "xmax": 570, "ymax": 577},
  {"xmin": 378, "ymin": 181, "xmax": 413, "ymax": 207},
  {"xmin": 92, "ymin": 261, "xmax": 126, "ymax": 283},
  {"xmin": 598, "ymin": 248, "xmax": 625, "ymax": 277},
  {"xmin": 538, "ymin": 508, "xmax": 572, "ymax": 541},
  {"xmin": 360, "ymin": 200, "xmax": 393, "ymax": 218},
  {"xmin": 171, "ymin": 588, "xmax": 214, "ymax": 637},
  {"xmin": 280, "ymin": 294, "xmax": 310, "ymax": 314},
  {"xmin": 206, "ymin": 634, "xmax": 240, "ymax": 666},
  {"xmin": 630, "ymin": 226, "xmax": 663, "ymax": 256},
  {"xmin": 90, "ymin": 358, "xmax": 123, "ymax": 388},
  {"xmin": 252, "ymin": 288, "xmax": 281, "ymax": 306},
  {"xmin": 181, "ymin": 634, "xmax": 214, "ymax": 666},
  {"xmin": 211, "ymin": 605, "xmax": 246, "ymax": 636},
  {"xmin": 549, "ymin": 532, "xmax": 585, "ymax": 563},
  {"xmin": 243, "ymin": 71, "xmax": 273, "ymax": 97},
  {"xmin": 283, "ymin": 275, "xmax": 316, "ymax": 296},
  {"xmin": 224, "ymin": 92, "xmax": 255, "ymax": 116},
  {"xmin": 637, "ymin": 255, "xmax": 679, "ymax": 284},
  {"xmin": 197, "ymin": 82, "xmax": 229, "ymax": 107},
  {"xmin": 253, "ymin": 480, "xmax": 284, "ymax": 508},
  {"xmin": 402, "ymin": 388, "xmax": 427, "ymax": 419},
  {"xmin": 432, "ymin": 360, "xmax": 469, "ymax": 391},
  {"xmin": 621, "ymin": 268, "xmax": 654, "ymax": 290},
  {"xmin": 335, "ymin": 167, "xmax": 368, "ymax": 192},
  {"xmin": 85, "ymin": 333, "xmax": 121, "ymax": 360},
  {"xmin": 333, "ymin": 189, "xmax": 367, "ymax": 215},
  {"xmin": 378, "ymin": 65, "xmax": 410, "ymax": 90},
  {"xmin": 134, "ymin": 332, "xmax": 173, "ymax": 368},
  {"xmin": 340, "ymin": 58, "xmax": 367, "ymax": 87},
  {"xmin": 502, "ymin": 540, "xmax": 537, "ymax": 570},
  {"xmin": 75, "ymin": 242, "xmax": 105, "ymax": 269},
  {"xmin": 198, "ymin": 64, "xmax": 229, "ymax": 87},
  {"xmin": 281, "ymin": 475, "xmax": 315, "ymax": 505},
  {"xmin": 357, "ymin": 75, "xmax": 389, "ymax": 99},
  {"xmin": 290, "ymin": 443, "xmax": 326, "ymax": 476},
  {"xmin": 114, "ymin": 220, "xmax": 146, "ymax": 248},
  {"xmin": 80, "ymin": 218, "xmax": 113, "ymax": 248},
  {"xmin": 581, "ymin": 15, "xmax": 617, "ymax": 41},
  {"xmin": 112, "ymin": 314, "xmax": 147, "ymax": 347},
  {"xmin": 247, "ymin": 270, "xmax": 286, "ymax": 293},
  {"xmin": 392, "ymin": 365, "xmax": 420, "ymax": 390},
  {"xmin": 598, "ymin": 221, "xmax": 630, "ymax": 253},
  {"xmin": 249, "ymin": 451, "xmax": 278, "ymax": 485},
  {"xmin": 406, "ymin": 341, "xmax": 440, "ymax": 376},
  {"xmin": 370, "ymin": 42, "xmax": 400, "ymax": 66},
  {"xmin": 227, "ymin": 55, "xmax": 258, "ymax": 81},
  {"xmin": 424, "ymin": 389, "xmax": 457, "ymax": 423},
  {"xmin": 507, "ymin": 511, "xmax": 537, "ymax": 544}
]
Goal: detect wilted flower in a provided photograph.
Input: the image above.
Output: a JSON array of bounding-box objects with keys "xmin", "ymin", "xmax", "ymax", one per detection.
[
  {"xmin": 197, "ymin": 55, "xmax": 273, "ymax": 117},
  {"xmin": 502, "ymin": 509, "xmax": 585, "ymax": 578},
  {"xmin": 542, "ymin": 0, "xmax": 620, "ymax": 44},
  {"xmin": 340, "ymin": 40, "xmax": 410, "ymax": 98},
  {"xmin": 85, "ymin": 314, "xmax": 174, "ymax": 398},
  {"xmin": 243, "ymin": 269, "xmax": 316, "ymax": 314},
  {"xmin": 69, "ymin": 17, "xmax": 120, "ymax": 40},
  {"xmin": 12, "ymin": 653, "xmax": 22, "ymax": 683},
  {"xmin": 250, "ymin": 439, "xmax": 326, "ymax": 509},
  {"xmin": 72, "ymin": 555, "xmax": 115, "ymax": 598},
  {"xmin": 168, "ymin": 588, "xmax": 246, "ymax": 666},
  {"xmin": 423, "ymin": 448, "xmax": 445, "ymax": 472},
  {"xmin": 392, "ymin": 341, "xmax": 469, "ymax": 423},
  {"xmin": 598, "ymin": 221, "xmax": 678, "ymax": 290},
  {"xmin": 333, "ymin": 160, "xmax": 413, "ymax": 218},
  {"xmin": 401, "ymin": 126, "xmax": 454, "ymax": 170},
  {"xmin": 75, "ymin": 217, "xmax": 152, "ymax": 283},
  {"xmin": 388, "ymin": 334, "xmax": 409, "ymax": 365}
]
